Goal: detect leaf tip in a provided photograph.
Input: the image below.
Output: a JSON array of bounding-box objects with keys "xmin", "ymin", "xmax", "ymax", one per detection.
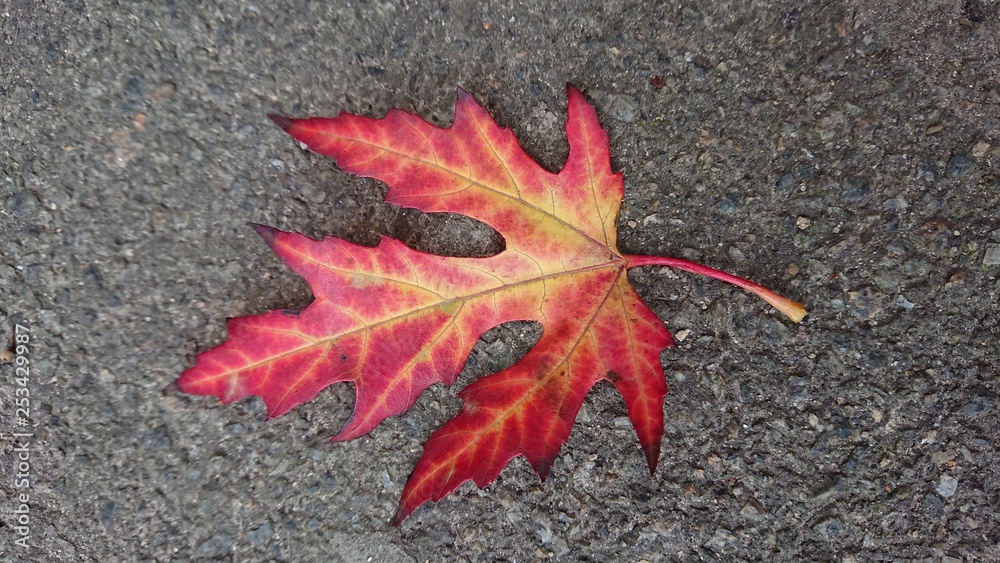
[
  {"xmin": 455, "ymin": 86, "xmax": 480, "ymax": 111},
  {"xmin": 268, "ymin": 114, "xmax": 294, "ymax": 132},
  {"xmin": 531, "ymin": 454, "xmax": 556, "ymax": 482},
  {"xmin": 391, "ymin": 505, "xmax": 408, "ymax": 527},
  {"xmin": 328, "ymin": 428, "xmax": 355, "ymax": 444},
  {"xmin": 173, "ymin": 373, "xmax": 193, "ymax": 395},
  {"xmin": 251, "ymin": 223, "xmax": 280, "ymax": 248},
  {"xmin": 643, "ymin": 443, "xmax": 660, "ymax": 477}
]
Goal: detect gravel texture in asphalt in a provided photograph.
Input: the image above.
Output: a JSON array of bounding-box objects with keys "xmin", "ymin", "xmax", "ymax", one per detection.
[{"xmin": 1, "ymin": 1, "xmax": 998, "ymax": 561}]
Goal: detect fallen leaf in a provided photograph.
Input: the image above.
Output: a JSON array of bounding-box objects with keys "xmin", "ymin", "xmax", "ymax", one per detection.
[{"xmin": 178, "ymin": 85, "xmax": 805, "ymax": 524}]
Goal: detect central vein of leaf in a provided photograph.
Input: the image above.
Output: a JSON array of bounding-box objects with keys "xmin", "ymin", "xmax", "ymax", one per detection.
[{"xmin": 198, "ymin": 253, "xmax": 627, "ymax": 384}]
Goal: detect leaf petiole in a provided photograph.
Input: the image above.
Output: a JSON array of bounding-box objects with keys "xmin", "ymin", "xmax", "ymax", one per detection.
[{"xmin": 625, "ymin": 255, "xmax": 807, "ymax": 323}]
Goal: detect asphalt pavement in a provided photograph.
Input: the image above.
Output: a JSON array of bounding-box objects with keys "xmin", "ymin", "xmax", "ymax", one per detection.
[{"xmin": 1, "ymin": 1, "xmax": 998, "ymax": 560}]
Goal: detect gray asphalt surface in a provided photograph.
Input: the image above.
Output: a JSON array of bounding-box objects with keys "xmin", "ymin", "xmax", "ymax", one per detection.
[{"xmin": 1, "ymin": 1, "xmax": 998, "ymax": 561}]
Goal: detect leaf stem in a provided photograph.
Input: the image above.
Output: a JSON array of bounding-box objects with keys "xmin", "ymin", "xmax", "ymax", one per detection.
[{"xmin": 625, "ymin": 255, "xmax": 807, "ymax": 323}]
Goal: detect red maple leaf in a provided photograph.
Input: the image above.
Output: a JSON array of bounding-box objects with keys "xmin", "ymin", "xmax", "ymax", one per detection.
[{"xmin": 178, "ymin": 85, "xmax": 805, "ymax": 524}]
